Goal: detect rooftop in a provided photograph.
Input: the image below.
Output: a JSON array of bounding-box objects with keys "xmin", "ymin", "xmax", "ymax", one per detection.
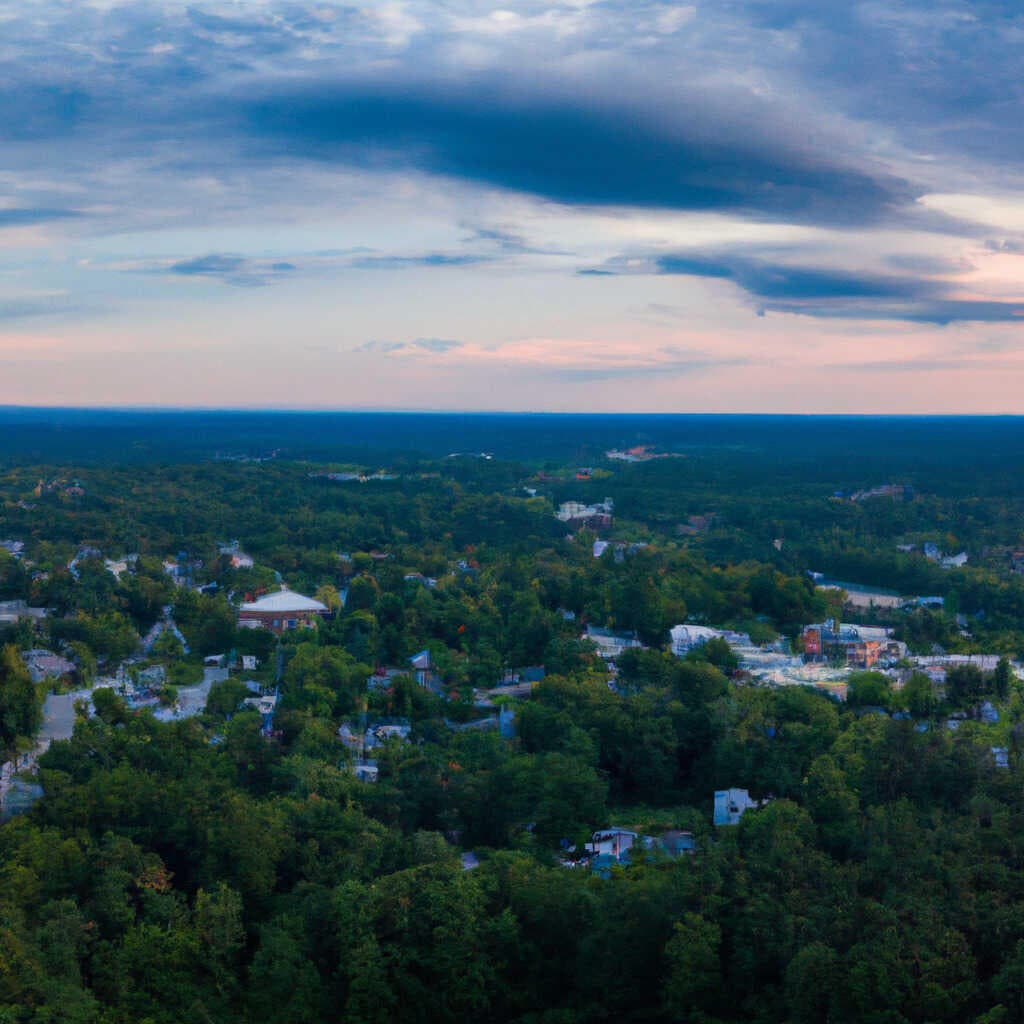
[{"xmin": 239, "ymin": 588, "xmax": 328, "ymax": 613}]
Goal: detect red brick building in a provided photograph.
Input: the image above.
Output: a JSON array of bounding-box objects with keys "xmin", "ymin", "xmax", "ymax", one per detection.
[{"xmin": 238, "ymin": 589, "xmax": 328, "ymax": 634}]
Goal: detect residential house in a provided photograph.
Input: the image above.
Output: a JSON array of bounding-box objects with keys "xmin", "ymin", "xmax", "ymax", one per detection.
[
  {"xmin": 366, "ymin": 666, "xmax": 412, "ymax": 690},
  {"xmin": 653, "ymin": 830, "xmax": 696, "ymax": 856},
  {"xmin": 677, "ymin": 513, "xmax": 715, "ymax": 537},
  {"xmin": 339, "ymin": 718, "xmax": 412, "ymax": 754},
  {"xmin": 409, "ymin": 649, "xmax": 440, "ymax": 691},
  {"xmin": 923, "ymin": 542, "xmax": 968, "ymax": 569},
  {"xmin": 0, "ymin": 601, "xmax": 48, "ymax": 626},
  {"xmin": 218, "ymin": 540, "xmax": 254, "ymax": 569},
  {"xmin": 242, "ymin": 694, "xmax": 278, "ymax": 716},
  {"xmin": 103, "ymin": 557, "xmax": 138, "ymax": 581},
  {"xmin": 498, "ymin": 665, "xmax": 546, "ymax": 686},
  {"xmin": 584, "ymin": 625, "xmax": 643, "ymax": 661},
  {"xmin": 352, "ymin": 762, "xmax": 379, "ymax": 783},
  {"xmin": 21, "ymin": 649, "xmax": 76, "ymax": 684},
  {"xmin": 404, "ymin": 572, "xmax": 438, "ymax": 588},
  {"xmin": 0, "ymin": 540, "xmax": 25, "ymax": 559},
  {"xmin": 589, "ymin": 828, "xmax": 639, "ymax": 861},
  {"xmin": 714, "ymin": 788, "xmax": 762, "ymax": 826}
]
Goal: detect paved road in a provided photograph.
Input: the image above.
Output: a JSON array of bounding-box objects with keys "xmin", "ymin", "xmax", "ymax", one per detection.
[{"xmin": 2, "ymin": 668, "xmax": 230, "ymax": 811}]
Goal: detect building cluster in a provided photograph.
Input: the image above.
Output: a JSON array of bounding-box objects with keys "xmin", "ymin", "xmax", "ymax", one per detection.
[
  {"xmin": 677, "ymin": 513, "xmax": 715, "ymax": 537},
  {"xmin": 21, "ymin": 649, "xmax": 76, "ymax": 684},
  {"xmin": 670, "ymin": 624, "xmax": 750, "ymax": 657},
  {"xmin": 217, "ymin": 540, "xmax": 254, "ymax": 569},
  {"xmin": 555, "ymin": 499, "xmax": 614, "ymax": 530},
  {"xmin": 34, "ymin": 477, "xmax": 86, "ymax": 498},
  {"xmin": 575, "ymin": 827, "xmax": 696, "ymax": 874},
  {"xmin": 103, "ymin": 555, "xmax": 138, "ymax": 580},
  {"xmin": 0, "ymin": 539, "xmax": 25, "ymax": 559},
  {"xmin": 592, "ymin": 540, "xmax": 648, "ymax": 561},
  {"xmin": 801, "ymin": 621, "xmax": 907, "ymax": 669},
  {"xmin": 0, "ymin": 600, "xmax": 48, "ymax": 627},
  {"xmin": 309, "ymin": 470, "xmax": 398, "ymax": 483},
  {"xmin": 604, "ymin": 446, "xmax": 673, "ymax": 463},
  {"xmin": 847, "ymin": 483, "xmax": 910, "ymax": 502},
  {"xmin": 923, "ymin": 542, "xmax": 969, "ymax": 569}
]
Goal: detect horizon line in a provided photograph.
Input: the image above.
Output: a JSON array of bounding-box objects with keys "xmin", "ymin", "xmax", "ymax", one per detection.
[{"xmin": 2, "ymin": 404, "xmax": 1024, "ymax": 419}]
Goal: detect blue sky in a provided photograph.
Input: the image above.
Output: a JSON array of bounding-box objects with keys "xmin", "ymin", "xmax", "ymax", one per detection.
[{"xmin": 3, "ymin": 0, "xmax": 1024, "ymax": 411}]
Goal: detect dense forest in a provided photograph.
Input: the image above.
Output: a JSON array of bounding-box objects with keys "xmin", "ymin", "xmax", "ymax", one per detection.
[{"xmin": 4, "ymin": 416, "xmax": 1024, "ymax": 1021}]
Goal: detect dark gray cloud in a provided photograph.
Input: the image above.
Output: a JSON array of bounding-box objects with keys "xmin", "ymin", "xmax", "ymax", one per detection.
[
  {"xmin": 0, "ymin": 0, "xmax": 1014, "ymax": 237},
  {"xmin": 2, "ymin": 0, "xmax": 1024, "ymax": 340},
  {"xmin": 589, "ymin": 250, "xmax": 1024, "ymax": 323},
  {"xmin": 244, "ymin": 84, "xmax": 911, "ymax": 225}
]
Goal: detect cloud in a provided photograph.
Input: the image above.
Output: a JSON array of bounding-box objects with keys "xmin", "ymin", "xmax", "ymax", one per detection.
[
  {"xmin": 885, "ymin": 253, "xmax": 975, "ymax": 275},
  {"xmin": 764, "ymin": 298, "xmax": 1024, "ymax": 325},
  {"xmin": 550, "ymin": 352, "xmax": 749, "ymax": 382},
  {"xmin": 4, "ymin": 0, "xmax": 1024, "ymax": 391},
  {"xmin": 0, "ymin": 207, "xmax": 81, "ymax": 228},
  {"xmin": 348, "ymin": 252, "xmax": 491, "ymax": 270},
  {"xmin": 244, "ymin": 83, "xmax": 911, "ymax": 225},
  {"xmin": 588, "ymin": 249, "xmax": 1024, "ymax": 323},
  {"xmin": 164, "ymin": 253, "xmax": 297, "ymax": 287},
  {"xmin": 986, "ymin": 239, "xmax": 1024, "ymax": 255},
  {"xmin": 360, "ymin": 333, "xmax": 757, "ymax": 382},
  {"xmin": 169, "ymin": 254, "xmax": 247, "ymax": 277},
  {"xmin": 0, "ymin": 295, "xmax": 94, "ymax": 321},
  {"xmin": 356, "ymin": 337, "xmax": 463, "ymax": 354}
]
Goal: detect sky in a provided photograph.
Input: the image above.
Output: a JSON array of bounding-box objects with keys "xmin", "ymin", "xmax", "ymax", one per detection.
[{"xmin": 3, "ymin": 0, "xmax": 1024, "ymax": 412}]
